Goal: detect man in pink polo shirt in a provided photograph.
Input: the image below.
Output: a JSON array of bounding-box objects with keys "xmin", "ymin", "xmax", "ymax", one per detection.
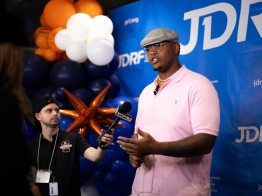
[{"xmin": 117, "ymin": 28, "xmax": 220, "ymax": 196}]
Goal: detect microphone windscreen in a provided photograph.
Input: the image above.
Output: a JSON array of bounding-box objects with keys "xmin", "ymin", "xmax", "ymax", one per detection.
[{"xmin": 119, "ymin": 102, "xmax": 132, "ymax": 114}]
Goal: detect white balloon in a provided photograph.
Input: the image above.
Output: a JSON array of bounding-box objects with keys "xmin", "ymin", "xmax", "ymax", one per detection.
[
  {"xmin": 87, "ymin": 38, "xmax": 114, "ymax": 66},
  {"xmin": 66, "ymin": 41, "xmax": 88, "ymax": 63},
  {"xmin": 55, "ymin": 29, "xmax": 73, "ymax": 51},
  {"xmin": 106, "ymin": 34, "xmax": 114, "ymax": 46},
  {"xmin": 76, "ymin": 55, "xmax": 88, "ymax": 63},
  {"xmin": 67, "ymin": 13, "xmax": 92, "ymax": 29},
  {"xmin": 88, "ymin": 15, "xmax": 113, "ymax": 40},
  {"xmin": 68, "ymin": 22, "xmax": 90, "ymax": 42}
]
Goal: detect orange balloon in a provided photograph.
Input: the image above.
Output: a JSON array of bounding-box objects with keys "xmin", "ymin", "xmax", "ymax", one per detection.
[
  {"xmin": 40, "ymin": 14, "xmax": 48, "ymax": 26},
  {"xmin": 52, "ymin": 0, "xmax": 74, "ymax": 4},
  {"xmin": 44, "ymin": 49, "xmax": 57, "ymax": 62},
  {"xmin": 34, "ymin": 26, "xmax": 52, "ymax": 39},
  {"xmin": 48, "ymin": 27, "xmax": 64, "ymax": 53},
  {"xmin": 43, "ymin": 1, "xmax": 76, "ymax": 28},
  {"xmin": 74, "ymin": 0, "xmax": 103, "ymax": 18},
  {"xmin": 35, "ymin": 34, "xmax": 50, "ymax": 49},
  {"xmin": 34, "ymin": 48, "xmax": 46, "ymax": 56},
  {"xmin": 59, "ymin": 84, "xmax": 119, "ymax": 137}
]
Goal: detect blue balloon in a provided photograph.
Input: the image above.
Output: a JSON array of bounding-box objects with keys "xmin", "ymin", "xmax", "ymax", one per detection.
[
  {"xmin": 94, "ymin": 181, "xmax": 119, "ymax": 196},
  {"xmin": 50, "ymin": 60, "xmax": 88, "ymax": 90},
  {"xmin": 105, "ymin": 143, "xmax": 126, "ymax": 161},
  {"xmin": 57, "ymin": 100, "xmax": 69, "ymax": 109},
  {"xmin": 121, "ymin": 160, "xmax": 135, "ymax": 180},
  {"xmin": 32, "ymin": 85, "xmax": 56, "ymax": 109},
  {"xmin": 83, "ymin": 60, "xmax": 110, "ymax": 80},
  {"xmin": 104, "ymin": 172, "xmax": 119, "ymax": 186},
  {"xmin": 110, "ymin": 96, "xmax": 138, "ymax": 122},
  {"xmin": 108, "ymin": 52, "xmax": 119, "ymax": 74},
  {"xmin": 107, "ymin": 74, "xmax": 121, "ymax": 98},
  {"xmin": 87, "ymin": 78, "xmax": 113, "ymax": 102},
  {"xmin": 97, "ymin": 157, "xmax": 111, "ymax": 172},
  {"xmin": 22, "ymin": 54, "xmax": 51, "ymax": 89},
  {"xmin": 113, "ymin": 120, "xmax": 134, "ymax": 144},
  {"xmin": 25, "ymin": 88, "xmax": 37, "ymax": 100},
  {"xmin": 86, "ymin": 129, "xmax": 99, "ymax": 148},
  {"xmin": 120, "ymin": 160, "xmax": 136, "ymax": 195},
  {"xmin": 110, "ymin": 160, "xmax": 125, "ymax": 175},
  {"xmin": 80, "ymin": 156, "xmax": 97, "ymax": 174},
  {"xmin": 23, "ymin": 116, "xmax": 39, "ymax": 141},
  {"xmin": 59, "ymin": 114, "xmax": 74, "ymax": 131},
  {"xmin": 55, "ymin": 86, "xmax": 68, "ymax": 101},
  {"xmin": 100, "ymin": 101, "xmax": 114, "ymax": 108},
  {"xmin": 67, "ymin": 88, "xmax": 93, "ymax": 109},
  {"xmin": 93, "ymin": 169, "xmax": 104, "ymax": 182},
  {"xmin": 122, "ymin": 152, "xmax": 130, "ymax": 162},
  {"xmin": 94, "ymin": 160, "xmax": 135, "ymax": 196}
]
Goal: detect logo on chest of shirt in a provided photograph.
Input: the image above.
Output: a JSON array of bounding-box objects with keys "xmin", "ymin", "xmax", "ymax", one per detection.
[{"xmin": 60, "ymin": 140, "xmax": 72, "ymax": 153}]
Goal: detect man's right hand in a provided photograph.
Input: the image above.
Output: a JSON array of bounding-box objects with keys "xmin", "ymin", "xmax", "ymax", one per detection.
[{"xmin": 129, "ymin": 155, "xmax": 145, "ymax": 169}]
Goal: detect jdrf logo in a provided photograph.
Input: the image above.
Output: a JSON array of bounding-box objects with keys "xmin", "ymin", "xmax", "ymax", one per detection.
[
  {"xmin": 118, "ymin": 50, "xmax": 147, "ymax": 68},
  {"xmin": 235, "ymin": 126, "xmax": 262, "ymax": 143},
  {"xmin": 181, "ymin": 0, "xmax": 262, "ymax": 54}
]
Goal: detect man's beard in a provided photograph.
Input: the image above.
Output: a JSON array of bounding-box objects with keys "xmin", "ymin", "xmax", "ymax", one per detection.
[
  {"xmin": 43, "ymin": 120, "xmax": 60, "ymax": 128},
  {"xmin": 153, "ymin": 66, "xmax": 162, "ymax": 71}
]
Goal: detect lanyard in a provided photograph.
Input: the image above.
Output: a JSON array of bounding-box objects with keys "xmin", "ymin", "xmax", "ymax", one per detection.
[{"xmin": 37, "ymin": 129, "xmax": 59, "ymax": 172}]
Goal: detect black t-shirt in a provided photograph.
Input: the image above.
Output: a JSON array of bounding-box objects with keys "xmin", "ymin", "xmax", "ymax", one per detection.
[{"xmin": 27, "ymin": 127, "xmax": 91, "ymax": 196}]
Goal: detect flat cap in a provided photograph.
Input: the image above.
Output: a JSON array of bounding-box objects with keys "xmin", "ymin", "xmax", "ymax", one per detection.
[
  {"xmin": 34, "ymin": 96, "xmax": 60, "ymax": 113},
  {"xmin": 140, "ymin": 28, "xmax": 179, "ymax": 47}
]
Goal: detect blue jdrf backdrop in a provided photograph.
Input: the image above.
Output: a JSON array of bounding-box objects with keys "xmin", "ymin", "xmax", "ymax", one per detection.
[{"xmin": 110, "ymin": 0, "xmax": 262, "ymax": 195}]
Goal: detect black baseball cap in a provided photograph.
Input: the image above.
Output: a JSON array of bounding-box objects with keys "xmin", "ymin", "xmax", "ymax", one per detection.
[{"xmin": 34, "ymin": 96, "xmax": 60, "ymax": 113}]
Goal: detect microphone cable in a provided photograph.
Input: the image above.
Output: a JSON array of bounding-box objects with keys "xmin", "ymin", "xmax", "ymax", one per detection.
[
  {"xmin": 153, "ymin": 83, "xmax": 159, "ymax": 95},
  {"xmin": 125, "ymin": 168, "xmax": 137, "ymax": 196}
]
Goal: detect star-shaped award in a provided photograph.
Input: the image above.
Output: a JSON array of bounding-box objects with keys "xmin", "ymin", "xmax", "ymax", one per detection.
[{"xmin": 59, "ymin": 83, "xmax": 125, "ymax": 137}]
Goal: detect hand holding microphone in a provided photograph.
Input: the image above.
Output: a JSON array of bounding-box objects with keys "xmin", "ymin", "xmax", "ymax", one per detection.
[
  {"xmin": 97, "ymin": 101, "xmax": 133, "ymax": 150},
  {"xmin": 98, "ymin": 129, "xmax": 115, "ymax": 150}
]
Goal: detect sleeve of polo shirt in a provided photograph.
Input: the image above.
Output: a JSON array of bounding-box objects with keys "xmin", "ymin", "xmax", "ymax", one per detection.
[
  {"xmin": 190, "ymin": 82, "xmax": 220, "ymax": 136},
  {"xmin": 76, "ymin": 134, "xmax": 91, "ymax": 157}
]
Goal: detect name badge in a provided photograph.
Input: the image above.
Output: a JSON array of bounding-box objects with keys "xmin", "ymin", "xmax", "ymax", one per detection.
[
  {"xmin": 35, "ymin": 170, "xmax": 51, "ymax": 183},
  {"xmin": 49, "ymin": 182, "xmax": 58, "ymax": 195}
]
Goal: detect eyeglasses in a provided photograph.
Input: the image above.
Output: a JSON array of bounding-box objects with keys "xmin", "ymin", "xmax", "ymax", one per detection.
[{"xmin": 143, "ymin": 42, "xmax": 173, "ymax": 54}]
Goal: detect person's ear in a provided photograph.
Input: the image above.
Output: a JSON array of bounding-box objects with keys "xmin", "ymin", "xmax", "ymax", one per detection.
[
  {"xmin": 35, "ymin": 113, "xmax": 41, "ymax": 121},
  {"xmin": 174, "ymin": 43, "xmax": 180, "ymax": 54}
]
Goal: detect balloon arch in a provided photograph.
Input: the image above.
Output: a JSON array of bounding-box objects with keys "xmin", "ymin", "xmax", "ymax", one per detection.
[{"xmin": 22, "ymin": 0, "xmax": 138, "ymax": 195}]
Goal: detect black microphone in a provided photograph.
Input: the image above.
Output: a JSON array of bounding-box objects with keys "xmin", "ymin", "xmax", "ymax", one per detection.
[
  {"xmin": 153, "ymin": 83, "xmax": 159, "ymax": 95},
  {"xmin": 96, "ymin": 101, "xmax": 133, "ymax": 149}
]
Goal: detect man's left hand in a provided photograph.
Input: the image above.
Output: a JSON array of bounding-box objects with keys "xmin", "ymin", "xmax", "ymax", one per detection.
[{"xmin": 117, "ymin": 128, "xmax": 157, "ymax": 156}]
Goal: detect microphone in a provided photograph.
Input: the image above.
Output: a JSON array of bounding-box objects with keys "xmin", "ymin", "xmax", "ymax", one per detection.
[
  {"xmin": 96, "ymin": 101, "xmax": 133, "ymax": 149},
  {"xmin": 153, "ymin": 83, "xmax": 159, "ymax": 95}
]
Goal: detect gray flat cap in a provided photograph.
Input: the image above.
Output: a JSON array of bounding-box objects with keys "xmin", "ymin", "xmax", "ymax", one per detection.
[{"xmin": 140, "ymin": 28, "xmax": 179, "ymax": 47}]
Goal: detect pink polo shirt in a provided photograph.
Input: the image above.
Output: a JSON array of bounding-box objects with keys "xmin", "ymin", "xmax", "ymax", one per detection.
[{"xmin": 132, "ymin": 65, "xmax": 220, "ymax": 196}]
